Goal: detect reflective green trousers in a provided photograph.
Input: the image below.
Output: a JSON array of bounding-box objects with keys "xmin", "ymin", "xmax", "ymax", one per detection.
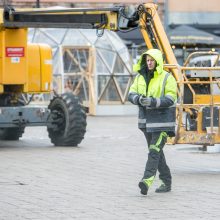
[{"xmin": 141, "ymin": 130, "xmax": 172, "ymax": 187}]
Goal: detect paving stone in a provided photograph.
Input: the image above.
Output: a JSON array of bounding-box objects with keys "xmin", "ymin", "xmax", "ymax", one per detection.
[{"xmin": 0, "ymin": 116, "xmax": 220, "ymax": 219}]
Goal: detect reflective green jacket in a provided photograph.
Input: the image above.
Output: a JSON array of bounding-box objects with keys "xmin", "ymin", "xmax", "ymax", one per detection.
[{"xmin": 128, "ymin": 49, "xmax": 177, "ymax": 135}]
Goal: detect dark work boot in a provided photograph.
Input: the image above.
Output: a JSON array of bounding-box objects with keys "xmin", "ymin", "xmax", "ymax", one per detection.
[
  {"xmin": 155, "ymin": 183, "xmax": 171, "ymax": 193},
  {"xmin": 138, "ymin": 180, "xmax": 149, "ymax": 195}
]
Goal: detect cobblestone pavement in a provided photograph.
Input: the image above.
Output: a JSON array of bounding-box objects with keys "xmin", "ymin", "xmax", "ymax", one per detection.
[{"xmin": 0, "ymin": 116, "xmax": 220, "ymax": 220}]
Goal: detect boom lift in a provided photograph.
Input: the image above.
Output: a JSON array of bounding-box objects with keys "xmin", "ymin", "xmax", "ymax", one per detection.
[{"xmin": 0, "ymin": 3, "xmax": 220, "ymax": 146}]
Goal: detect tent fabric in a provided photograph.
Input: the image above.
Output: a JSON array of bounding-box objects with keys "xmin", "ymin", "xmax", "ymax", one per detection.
[{"xmin": 167, "ymin": 25, "xmax": 220, "ymax": 46}]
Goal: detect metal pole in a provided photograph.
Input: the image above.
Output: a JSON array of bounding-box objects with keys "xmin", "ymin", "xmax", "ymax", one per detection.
[
  {"xmin": 36, "ymin": 0, "xmax": 40, "ymax": 8},
  {"xmin": 164, "ymin": 0, "xmax": 169, "ymax": 31}
]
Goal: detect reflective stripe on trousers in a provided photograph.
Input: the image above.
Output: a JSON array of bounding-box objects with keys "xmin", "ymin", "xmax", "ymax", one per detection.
[{"xmin": 142, "ymin": 131, "xmax": 171, "ymax": 187}]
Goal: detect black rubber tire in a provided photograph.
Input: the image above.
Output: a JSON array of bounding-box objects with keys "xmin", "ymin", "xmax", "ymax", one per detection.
[
  {"xmin": 0, "ymin": 127, "xmax": 25, "ymax": 140},
  {"xmin": 47, "ymin": 93, "xmax": 87, "ymax": 146}
]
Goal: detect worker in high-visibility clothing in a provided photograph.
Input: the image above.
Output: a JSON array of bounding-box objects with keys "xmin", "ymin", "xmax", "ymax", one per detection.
[{"xmin": 128, "ymin": 49, "xmax": 177, "ymax": 196}]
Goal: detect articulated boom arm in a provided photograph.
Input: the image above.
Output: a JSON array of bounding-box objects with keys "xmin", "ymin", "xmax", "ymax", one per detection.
[{"xmin": 2, "ymin": 6, "xmax": 120, "ymax": 30}]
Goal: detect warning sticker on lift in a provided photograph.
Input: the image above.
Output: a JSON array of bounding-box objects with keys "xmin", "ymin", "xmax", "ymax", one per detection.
[{"xmin": 6, "ymin": 47, "xmax": 25, "ymax": 57}]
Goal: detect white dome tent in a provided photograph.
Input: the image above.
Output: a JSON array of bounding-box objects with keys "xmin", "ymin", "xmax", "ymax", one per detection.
[{"xmin": 28, "ymin": 28, "xmax": 136, "ymax": 115}]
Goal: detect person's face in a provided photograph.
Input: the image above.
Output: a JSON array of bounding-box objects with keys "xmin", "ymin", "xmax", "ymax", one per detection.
[{"xmin": 146, "ymin": 55, "xmax": 156, "ymax": 70}]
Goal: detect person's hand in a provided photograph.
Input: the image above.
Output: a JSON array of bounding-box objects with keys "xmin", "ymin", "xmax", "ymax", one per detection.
[{"xmin": 139, "ymin": 96, "xmax": 152, "ymax": 107}]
